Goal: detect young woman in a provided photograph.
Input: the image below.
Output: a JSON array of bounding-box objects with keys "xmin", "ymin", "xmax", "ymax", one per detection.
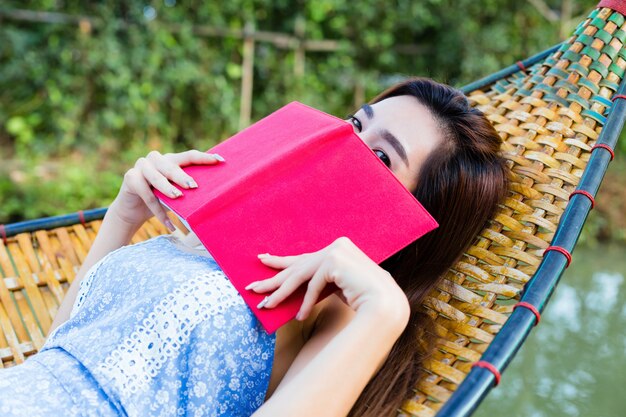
[{"xmin": 0, "ymin": 78, "xmax": 508, "ymax": 417}]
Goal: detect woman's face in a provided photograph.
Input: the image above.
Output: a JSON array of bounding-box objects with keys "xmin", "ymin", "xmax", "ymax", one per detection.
[{"xmin": 347, "ymin": 95, "xmax": 443, "ymax": 192}]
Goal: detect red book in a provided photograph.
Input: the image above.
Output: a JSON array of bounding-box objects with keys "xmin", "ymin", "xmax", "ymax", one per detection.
[{"xmin": 154, "ymin": 102, "xmax": 438, "ymax": 333}]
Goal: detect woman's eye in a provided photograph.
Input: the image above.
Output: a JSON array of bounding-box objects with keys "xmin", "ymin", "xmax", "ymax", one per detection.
[
  {"xmin": 374, "ymin": 149, "xmax": 391, "ymax": 168},
  {"xmin": 348, "ymin": 116, "xmax": 362, "ymax": 132}
]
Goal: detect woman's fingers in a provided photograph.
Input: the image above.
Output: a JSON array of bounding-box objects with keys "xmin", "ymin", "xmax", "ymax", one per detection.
[
  {"xmin": 243, "ymin": 238, "xmax": 407, "ymax": 322},
  {"xmin": 169, "ymin": 149, "xmax": 225, "ymax": 166},
  {"xmin": 138, "ymin": 157, "xmax": 184, "ymax": 199},
  {"xmin": 145, "ymin": 150, "xmax": 224, "ymax": 193},
  {"xmin": 296, "ymin": 268, "xmax": 328, "ymax": 320},
  {"xmin": 246, "ymin": 266, "xmax": 293, "ymax": 294},
  {"xmin": 111, "ymin": 148, "xmax": 225, "ymax": 230},
  {"xmin": 125, "ymin": 169, "xmax": 172, "ymax": 228},
  {"xmin": 246, "ymin": 253, "xmax": 318, "ymax": 309},
  {"xmin": 245, "ymin": 253, "xmax": 310, "ymax": 293},
  {"xmin": 251, "ymin": 259, "xmax": 328, "ymax": 320},
  {"xmin": 138, "ymin": 150, "xmax": 224, "ymax": 198},
  {"xmin": 147, "ymin": 151, "xmax": 196, "ymax": 191},
  {"xmin": 260, "ymin": 267, "xmax": 309, "ymax": 309},
  {"xmin": 257, "ymin": 253, "xmax": 307, "ymax": 270}
]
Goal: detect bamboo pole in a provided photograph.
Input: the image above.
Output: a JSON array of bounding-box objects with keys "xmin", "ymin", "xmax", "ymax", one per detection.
[
  {"xmin": 239, "ymin": 21, "xmax": 255, "ymax": 130},
  {"xmin": 353, "ymin": 75, "xmax": 365, "ymax": 109},
  {"xmin": 294, "ymin": 15, "xmax": 305, "ymax": 78}
]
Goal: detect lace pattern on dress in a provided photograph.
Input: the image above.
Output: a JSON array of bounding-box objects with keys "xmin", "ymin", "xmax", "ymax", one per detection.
[
  {"xmin": 94, "ymin": 270, "xmax": 243, "ymax": 397},
  {"xmin": 70, "ymin": 254, "xmax": 109, "ymax": 320}
]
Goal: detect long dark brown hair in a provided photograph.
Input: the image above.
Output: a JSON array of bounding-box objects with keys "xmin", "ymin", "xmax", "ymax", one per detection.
[{"xmin": 348, "ymin": 78, "xmax": 509, "ymax": 416}]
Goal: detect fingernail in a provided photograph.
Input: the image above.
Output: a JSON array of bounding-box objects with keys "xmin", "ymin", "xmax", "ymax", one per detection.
[
  {"xmin": 186, "ymin": 180, "xmax": 198, "ymax": 189},
  {"xmin": 165, "ymin": 219, "xmax": 176, "ymax": 232},
  {"xmin": 245, "ymin": 282, "xmax": 257, "ymax": 291},
  {"xmin": 171, "ymin": 188, "xmax": 183, "ymax": 197},
  {"xmin": 295, "ymin": 311, "xmax": 303, "ymax": 321},
  {"xmin": 257, "ymin": 253, "xmax": 270, "ymax": 258},
  {"xmin": 257, "ymin": 296, "xmax": 270, "ymax": 309},
  {"xmin": 212, "ymin": 153, "xmax": 225, "ymax": 162}
]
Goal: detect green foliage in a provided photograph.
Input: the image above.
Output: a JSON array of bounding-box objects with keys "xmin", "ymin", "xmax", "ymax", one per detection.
[
  {"xmin": 3, "ymin": 0, "xmax": 623, "ymax": 245},
  {"xmin": 0, "ymin": 0, "xmax": 599, "ymax": 159}
]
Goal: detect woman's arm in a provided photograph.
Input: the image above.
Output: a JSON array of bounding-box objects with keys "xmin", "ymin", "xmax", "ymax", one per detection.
[
  {"xmin": 254, "ymin": 296, "xmax": 408, "ymax": 417},
  {"xmin": 47, "ymin": 150, "xmax": 223, "ymax": 336},
  {"xmin": 247, "ymin": 237, "xmax": 411, "ymax": 417}
]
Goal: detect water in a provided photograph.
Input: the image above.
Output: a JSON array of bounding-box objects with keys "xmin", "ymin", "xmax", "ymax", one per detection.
[{"xmin": 473, "ymin": 244, "xmax": 626, "ymax": 417}]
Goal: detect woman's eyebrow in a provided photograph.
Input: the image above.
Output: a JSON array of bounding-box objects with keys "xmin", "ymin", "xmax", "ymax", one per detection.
[
  {"xmin": 381, "ymin": 129, "xmax": 410, "ymax": 168},
  {"xmin": 360, "ymin": 103, "xmax": 409, "ymax": 168},
  {"xmin": 361, "ymin": 104, "xmax": 374, "ymax": 119}
]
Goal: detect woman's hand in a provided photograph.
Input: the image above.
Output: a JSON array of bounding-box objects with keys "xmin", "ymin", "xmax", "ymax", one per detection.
[
  {"xmin": 246, "ymin": 236, "xmax": 410, "ymax": 330},
  {"xmin": 110, "ymin": 149, "xmax": 224, "ymax": 230}
]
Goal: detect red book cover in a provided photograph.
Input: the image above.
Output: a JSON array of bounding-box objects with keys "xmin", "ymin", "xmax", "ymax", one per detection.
[{"xmin": 154, "ymin": 101, "xmax": 438, "ymax": 333}]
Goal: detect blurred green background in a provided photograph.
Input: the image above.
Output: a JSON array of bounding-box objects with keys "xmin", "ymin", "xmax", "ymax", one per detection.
[
  {"xmin": 474, "ymin": 243, "xmax": 626, "ymax": 417},
  {"xmin": 3, "ymin": 0, "xmax": 624, "ymax": 246},
  {"xmin": 1, "ymin": 1, "xmax": 625, "ymax": 416}
]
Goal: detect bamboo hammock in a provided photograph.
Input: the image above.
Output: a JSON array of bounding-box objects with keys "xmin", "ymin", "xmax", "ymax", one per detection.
[{"xmin": 0, "ymin": 2, "xmax": 624, "ymax": 416}]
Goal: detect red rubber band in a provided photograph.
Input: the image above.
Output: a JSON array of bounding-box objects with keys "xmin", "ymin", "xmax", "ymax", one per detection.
[
  {"xmin": 544, "ymin": 246, "xmax": 572, "ymax": 268},
  {"xmin": 472, "ymin": 361, "xmax": 501, "ymax": 386},
  {"xmin": 598, "ymin": 0, "xmax": 626, "ymax": 16},
  {"xmin": 611, "ymin": 94, "xmax": 626, "ymax": 102},
  {"xmin": 591, "ymin": 144, "xmax": 615, "ymax": 161},
  {"xmin": 0, "ymin": 224, "xmax": 6, "ymax": 246},
  {"xmin": 569, "ymin": 190, "xmax": 595, "ymax": 209},
  {"xmin": 77, "ymin": 210, "xmax": 86, "ymax": 226},
  {"xmin": 514, "ymin": 301, "xmax": 541, "ymax": 326},
  {"xmin": 516, "ymin": 61, "xmax": 527, "ymax": 72}
]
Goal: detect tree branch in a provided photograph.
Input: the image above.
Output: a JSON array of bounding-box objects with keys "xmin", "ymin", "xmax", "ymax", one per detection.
[
  {"xmin": 0, "ymin": 8, "xmax": 428, "ymax": 55},
  {"xmin": 527, "ymin": 0, "xmax": 560, "ymax": 22}
]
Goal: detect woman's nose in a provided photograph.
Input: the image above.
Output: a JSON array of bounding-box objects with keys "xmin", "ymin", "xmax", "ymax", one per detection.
[{"xmin": 353, "ymin": 129, "xmax": 374, "ymax": 147}]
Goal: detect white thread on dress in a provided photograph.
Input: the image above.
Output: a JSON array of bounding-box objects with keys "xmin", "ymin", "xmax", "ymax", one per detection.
[{"xmin": 94, "ymin": 271, "xmax": 243, "ymax": 397}]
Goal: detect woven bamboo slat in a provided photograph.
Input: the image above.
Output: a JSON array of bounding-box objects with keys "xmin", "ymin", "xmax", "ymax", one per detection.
[
  {"xmin": 0, "ymin": 216, "xmax": 182, "ymax": 368},
  {"xmin": 0, "ymin": 3, "xmax": 623, "ymax": 416}
]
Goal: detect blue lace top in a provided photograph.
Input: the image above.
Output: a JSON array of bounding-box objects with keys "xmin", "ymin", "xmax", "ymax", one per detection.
[{"xmin": 39, "ymin": 234, "xmax": 277, "ymax": 416}]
